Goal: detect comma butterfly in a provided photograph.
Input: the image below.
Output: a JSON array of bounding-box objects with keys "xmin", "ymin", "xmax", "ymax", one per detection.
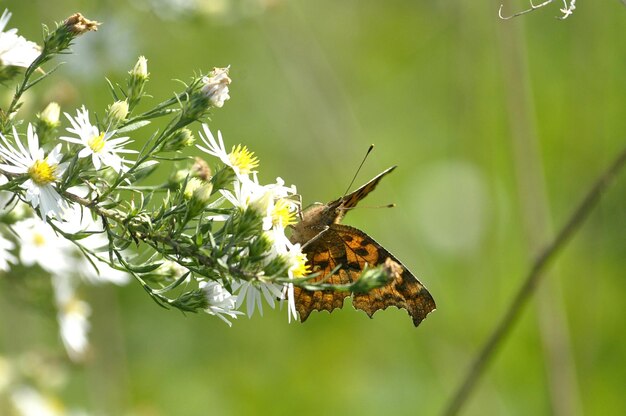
[{"xmin": 289, "ymin": 166, "xmax": 436, "ymax": 326}]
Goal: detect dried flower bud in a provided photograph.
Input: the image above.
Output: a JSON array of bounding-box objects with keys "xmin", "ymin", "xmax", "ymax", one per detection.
[
  {"xmin": 192, "ymin": 157, "xmax": 211, "ymax": 181},
  {"xmin": 64, "ymin": 13, "xmax": 100, "ymax": 34},
  {"xmin": 201, "ymin": 67, "xmax": 231, "ymax": 108},
  {"xmin": 43, "ymin": 13, "xmax": 99, "ymax": 56}
]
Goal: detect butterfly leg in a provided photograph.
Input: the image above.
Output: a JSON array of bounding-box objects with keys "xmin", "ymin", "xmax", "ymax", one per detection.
[{"xmin": 300, "ymin": 225, "xmax": 330, "ymax": 250}]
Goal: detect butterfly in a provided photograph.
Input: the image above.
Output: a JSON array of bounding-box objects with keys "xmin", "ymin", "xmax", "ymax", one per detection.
[{"xmin": 289, "ymin": 166, "xmax": 436, "ymax": 326}]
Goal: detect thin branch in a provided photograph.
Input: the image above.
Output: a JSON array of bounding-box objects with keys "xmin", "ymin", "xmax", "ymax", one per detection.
[
  {"xmin": 499, "ymin": 0, "xmax": 576, "ymax": 20},
  {"xmin": 499, "ymin": 0, "xmax": 555, "ymax": 20},
  {"xmin": 443, "ymin": 143, "xmax": 626, "ymax": 416}
]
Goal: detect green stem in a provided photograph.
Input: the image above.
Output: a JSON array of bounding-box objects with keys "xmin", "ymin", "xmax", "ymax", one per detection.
[{"xmin": 442, "ymin": 143, "xmax": 626, "ymax": 416}]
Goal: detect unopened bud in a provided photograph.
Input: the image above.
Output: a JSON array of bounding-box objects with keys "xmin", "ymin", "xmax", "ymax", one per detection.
[
  {"xmin": 183, "ymin": 177, "xmax": 203, "ymax": 200},
  {"xmin": 192, "ymin": 181, "xmax": 213, "ymax": 204},
  {"xmin": 185, "ymin": 178, "xmax": 213, "ymax": 216},
  {"xmin": 127, "ymin": 56, "xmax": 149, "ymax": 109},
  {"xmin": 35, "ymin": 102, "xmax": 61, "ymax": 145},
  {"xmin": 169, "ymin": 169, "xmax": 190, "ymax": 187},
  {"xmin": 163, "ymin": 128, "xmax": 195, "ymax": 152},
  {"xmin": 350, "ymin": 258, "xmax": 399, "ymax": 293},
  {"xmin": 171, "ymin": 289, "xmax": 208, "ymax": 312},
  {"xmin": 39, "ymin": 102, "xmax": 60, "ymax": 128},
  {"xmin": 104, "ymin": 100, "xmax": 128, "ymax": 129},
  {"xmin": 130, "ymin": 56, "xmax": 148, "ymax": 82}
]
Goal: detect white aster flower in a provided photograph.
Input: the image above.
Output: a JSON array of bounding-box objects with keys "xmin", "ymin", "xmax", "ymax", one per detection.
[
  {"xmin": 201, "ymin": 66, "xmax": 231, "ymax": 108},
  {"xmin": 61, "ymin": 106, "xmax": 135, "ymax": 172},
  {"xmin": 231, "ymin": 278, "xmax": 285, "ymax": 318},
  {"xmin": 0, "ymin": 125, "xmax": 69, "ymax": 220},
  {"xmin": 58, "ymin": 203, "xmax": 130, "ymax": 285},
  {"xmin": 0, "ymin": 233, "xmax": 15, "ymax": 271},
  {"xmin": 200, "ymin": 280, "xmax": 242, "ymax": 326},
  {"xmin": 221, "ymin": 174, "xmax": 265, "ymax": 210},
  {"xmin": 56, "ymin": 297, "xmax": 91, "ymax": 362},
  {"xmin": 12, "ymin": 217, "xmax": 74, "ymax": 274},
  {"xmin": 282, "ymin": 242, "xmax": 310, "ymax": 323},
  {"xmin": 197, "ymin": 125, "xmax": 258, "ymax": 179},
  {"xmin": 52, "ymin": 274, "xmax": 91, "ymax": 362},
  {"xmin": 0, "ymin": 9, "xmax": 40, "ymax": 68},
  {"xmin": 10, "ymin": 386, "xmax": 64, "ymax": 416}
]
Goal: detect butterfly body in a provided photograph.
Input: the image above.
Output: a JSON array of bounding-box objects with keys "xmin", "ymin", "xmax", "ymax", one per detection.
[{"xmin": 290, "ymin": 166, "xmax": 436, "ymax": 326}]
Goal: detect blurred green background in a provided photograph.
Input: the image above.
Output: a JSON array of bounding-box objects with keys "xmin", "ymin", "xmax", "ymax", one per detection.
[{"xmin": 2, "ymin": 0, "xmax": 625, "ymax": 415}]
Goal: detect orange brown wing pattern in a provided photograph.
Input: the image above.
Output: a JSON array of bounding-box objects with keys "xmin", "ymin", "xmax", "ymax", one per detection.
[
  {"xmin": 329, "ymin": 166, "xmax": 396, "ymax": 224},
  {"xmin": 293, "ymin": 223, "xmax": 436, "ymax": 326}
]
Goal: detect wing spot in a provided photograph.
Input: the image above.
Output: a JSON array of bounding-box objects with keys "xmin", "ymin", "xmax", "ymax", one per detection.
[
  {"xmin": 347, "ymin": 261, "xmax": 360, "ymax": 271},
  {"xmin": 315, "ymin": 260, "xmax": 330, "ymax": 270},
  {"xmin": 354, "ymin": 247, "xmax": 369, "ymax": 257}
]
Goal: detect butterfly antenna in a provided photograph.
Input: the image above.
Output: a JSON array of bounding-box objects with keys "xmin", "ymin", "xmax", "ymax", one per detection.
[
  {"xmin": 342, "ymin": 144, "xmax": 375, "ymax": 197},
  {"xmin": 341, "ymin": 203, "xmax": 396, "ymax": 212}
]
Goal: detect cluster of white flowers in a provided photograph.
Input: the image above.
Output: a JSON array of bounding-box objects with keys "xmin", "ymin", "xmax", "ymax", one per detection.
[
  {"xmin": 0, "ymin": 6, "xmax": 310, "ymax": 351},
  {"xmin": 197, "ymin": 124, "xmax": 309, "ymax": 324},
  {"xmin": 0, "ymin": 353, "xmax": 88, "ymax": 415},
  {"xmin": 1, "ymin": 203, "xmax": 129, "ymax": 362},
  {"xmin": 0, "ymin": 9, "xmax": 40, "ymax": 68},
  {"xmin": 0, "ymin": 108, "xmax": 136, "ymax": 222},
  {"xmin": 0, "ymin": 100, "xmax": 134, "ymax": 361}
]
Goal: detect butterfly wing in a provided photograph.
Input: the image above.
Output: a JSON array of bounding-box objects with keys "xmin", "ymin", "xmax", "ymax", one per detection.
[
  {"xmin": 330, "ymin": 166, "xmax": 396, "ymax": 223},
  {"xmin": 294, "ymin": 223, "xmax": 436, "ymax": 326}
]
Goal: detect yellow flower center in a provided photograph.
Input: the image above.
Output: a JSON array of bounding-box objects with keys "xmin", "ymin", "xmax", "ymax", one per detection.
[
  {"xmin": 28, "ymin": 159, "xmax": 58, "ymax": 185},
  {"xmin": 272, "ymin": 199, "xmax": 296, "ymax": 228},
  {"xmin": 88, "ymin": 132, "xmax": 106, "ymax": 153},
  {"xmin": 291, "ymin": 252, "xmax": 311, "ymax": 277},
  {"xmin": 33, "ymin": 232, "xmax": 46, "ymax": 247},
  {"xmin": 228, "ymin": 144, "xmax": 259, "ymax": 175}
]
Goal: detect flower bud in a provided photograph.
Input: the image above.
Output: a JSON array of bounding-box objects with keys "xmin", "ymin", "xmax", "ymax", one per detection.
[
  {"xmin": 191, "ymin": 157, "xmax": 211, "ymax": 181},
  {"xmin": 131, "ymin": 56, "xmax": 148, "ymax": 80},
  {"xmin": 168, "ymin": 169, "xmax": 190, "ymax": 187},
  {"xmin": 171, "ymin": 289, "xmax": 209, "ymax": 312},
  {"xmin": 39, "ymin": 102, "xmax": 61, "ymax": 127},
  {"xmin": 127, "ymin": 56, "xmax": 149, "ymax": 109},
  {"xmin": 35, "ymin": 102, "xmax": 61, "ymax": 145},
  {"xmin": 185, "ymin": 178, "xmax": 213, "ymax": 217},
  {"xmin": 104, "ymin": 100, "xmax": 128, "ymax": 129},
  {"xmin": 350, "ymin": 258, "xmax": 398, "ymax": 293},
  {"xmin": 64, "ymin": 13, "xmax": 100, "ymax": 34},
  {"xmin": 43, "ymin": 13, "xmax": 99, "ymax": 55},
  {"xmin": 162, "ymin": 128, "xmax": 195, "ymax": 152},
  {"xmin": 201, "ymin": 66, "xmax": 231, "ymax": 108},
  {"xmin": 183, "ymin": 177, "xmax": 203, "ymax": 200},
  {"xmin": 192, "ymin": 181, "xmax": 213, "ymax": 204}
]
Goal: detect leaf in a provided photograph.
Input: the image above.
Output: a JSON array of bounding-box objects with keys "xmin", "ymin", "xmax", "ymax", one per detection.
[{"xmin": 117, "ymin": 120, "xmax": 151, "ymax": 133}]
